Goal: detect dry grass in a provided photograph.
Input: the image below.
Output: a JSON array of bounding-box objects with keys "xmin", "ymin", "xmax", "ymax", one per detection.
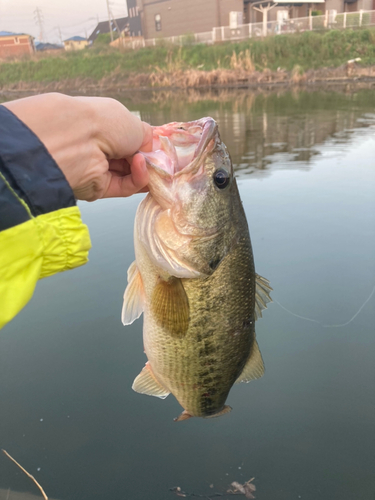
[
  {"xmin": 291, "ymin": 64, "xmax": 307, "ymax": 84},
  {"xmin": 2, "ymin": 62, "xmax": 375, "ymax": 94},
  {"xmin": 132, "ymin": 66, "xmax": 289, "ymax": 89},
  {"xmin": 229, "ymin": 50, "xmax": 255, "ymax": 72}
]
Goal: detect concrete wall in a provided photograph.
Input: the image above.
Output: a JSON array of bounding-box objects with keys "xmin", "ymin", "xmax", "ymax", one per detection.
[
  {"xmin": 358, "ymin": 0, "xmax": 373, "ymax": 9},
  {"xmin": 326, "ymin": 0, "xmax": 345, "ymax": 12},
  {"xmin": 218, "ymin": 0, "xmax": 244, "ymax": 26}
]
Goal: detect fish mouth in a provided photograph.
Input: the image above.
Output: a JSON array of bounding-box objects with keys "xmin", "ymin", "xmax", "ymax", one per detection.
[{"xmin": 140, "ymin": 117, "xmax": 218, "ymax": 179}]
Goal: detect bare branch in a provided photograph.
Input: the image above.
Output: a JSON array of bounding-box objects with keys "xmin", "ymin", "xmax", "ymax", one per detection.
[{"xmin": 2, "ymin": 449, "xmax": 48, "ymax": 500}]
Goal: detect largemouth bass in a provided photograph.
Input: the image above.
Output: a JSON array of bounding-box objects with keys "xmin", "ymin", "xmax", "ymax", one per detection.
[{"xmin": 122, "ymin": 117, "xmax": 271, "ymax": 421}]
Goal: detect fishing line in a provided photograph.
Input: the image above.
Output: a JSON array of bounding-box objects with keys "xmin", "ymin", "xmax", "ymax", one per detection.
[
  {"xmin": 273, "ymin": 299, "xmax": 321, "ymax": 324},
  {"xmin": 274, "ymin": 283, "xmax": 375, "ymax": 328}
]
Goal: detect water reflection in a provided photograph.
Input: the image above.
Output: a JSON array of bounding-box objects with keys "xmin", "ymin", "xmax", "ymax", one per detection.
[
  {"xmin": 2, "ymin": 88, "xmax": 374, "ymax": 178},
  {"xmin": 114, "ymin": 87, "xmax": 375, "ymax": 177}
]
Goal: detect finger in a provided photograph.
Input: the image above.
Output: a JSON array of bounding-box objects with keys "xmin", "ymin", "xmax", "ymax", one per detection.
[
  {"xmin": 109, "ymin": 158, "xmax": 131, "ymax": 174},
  {"xmin": 82, "ymin": 97, "xmax": 152, "ymax": 159},
  {"xmin": 103, "ymin": 153, "xmax": 149, "ymax": 198},
  {"xmin": 139, "ymin": 122, "xmax": 153, "ymax": 152}
]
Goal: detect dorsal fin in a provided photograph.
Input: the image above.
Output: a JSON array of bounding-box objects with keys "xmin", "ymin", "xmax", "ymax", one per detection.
[
  {"xmin": 132, "ymin": 363, "xmax": 170, "ymax": 399},
  {"xmin": 254, "ymin": 274, "xmax": 272, "ymax": 320},
  {"xmin": 151, "ymin": 277, "xmax": 190, "ymax": 337},
  {"xmin": 235, "ymin": 339, "xmax": 265, "ymax": 383},
  {"xmin": 121, "ymin": 261, "xmax": 144, "ymax": 325}
]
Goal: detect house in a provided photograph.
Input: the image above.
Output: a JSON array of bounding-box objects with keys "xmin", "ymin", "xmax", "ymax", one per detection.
[
  {"xmin": 35, "ymin": 42, "xmax": 63, "ymax": 52},
  {"xmin": 88, "ymin": 17, "xmax": 131, "ymax": 43},
  {"xmin": 127, "ymin": 0, "xmax": 143, "ymax": 36},
  {"xmin": 135, "ymin": 0, "xmax": 375, "ymax": 40},
  {"xmin": 0, "ymin": 31, "xmax": 35, "ymax": 58},
  {"xmin": 63, "ymin": 36, "xmax": 88, "ymax": 51},
  {"xmin": 135, "ymin": 0, "xmax": 244, "ymax": 39}
]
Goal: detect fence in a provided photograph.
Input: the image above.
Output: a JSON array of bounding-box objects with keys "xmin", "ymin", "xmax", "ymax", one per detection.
[{"xmin": 120, "ymin": 9, "xmax": 375, "ymax": 49}]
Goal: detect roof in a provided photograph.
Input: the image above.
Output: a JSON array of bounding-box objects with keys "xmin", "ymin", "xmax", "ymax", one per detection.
[
  {"xmin": 88, "ymin": 17, "xmax": 129, "ymax": 42},
  {"xmin": 36, "ymin": 42, "xmax": 63, "ymax": 51},
  {"xmin": 64, "ymin": 36, "xmax": 87, "ymax": 42},
  {"xmin": 0, "ymin": 31, "xmax": 30, "ymax": 37}
]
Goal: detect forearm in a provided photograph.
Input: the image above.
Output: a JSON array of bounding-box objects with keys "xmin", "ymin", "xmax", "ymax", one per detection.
[{"xmin": 0, "ymin": 104, "xmax": 91, "ymax": 329}]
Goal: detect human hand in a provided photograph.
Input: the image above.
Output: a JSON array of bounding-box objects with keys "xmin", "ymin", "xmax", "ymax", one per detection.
[{"xmin": 2, "ymin": 93, "xmax": 152, "ymax": 201}]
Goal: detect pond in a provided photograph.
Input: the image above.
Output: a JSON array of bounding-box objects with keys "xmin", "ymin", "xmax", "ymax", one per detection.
[{"xmin": 0, "ymin": 87, "xmax": 374, "ymax": 500}]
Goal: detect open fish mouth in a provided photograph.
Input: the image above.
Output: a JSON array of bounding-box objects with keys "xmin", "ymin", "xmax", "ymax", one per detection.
[{"xmin": 140, "ymin": 117, "xmax": 218, "ymax": 177}]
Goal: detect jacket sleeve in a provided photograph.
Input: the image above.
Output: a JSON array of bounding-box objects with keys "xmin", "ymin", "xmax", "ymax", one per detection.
[{"xmin": 0, "ymin": 105, "xmax": 91, "ymax": 329}]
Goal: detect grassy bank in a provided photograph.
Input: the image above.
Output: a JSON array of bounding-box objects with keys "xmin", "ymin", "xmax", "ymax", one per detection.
[{"xmin": 1, "ymin": 28, "xmax": 375, "ymax": 88}]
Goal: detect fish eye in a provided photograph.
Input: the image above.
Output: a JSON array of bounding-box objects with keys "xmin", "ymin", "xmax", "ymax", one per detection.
[{"xmin": 213, "ymin": 169, "xmax": 230, "ymax": 189}]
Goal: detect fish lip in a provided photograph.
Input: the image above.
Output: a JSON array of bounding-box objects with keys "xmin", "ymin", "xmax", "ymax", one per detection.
[
  {"xmin": 175, "ymin": 117, "xmax": 218, "ymax": 178},
  {"xmin": 140, "ymin": 117, "xmax": 218, "ymax": 179}
]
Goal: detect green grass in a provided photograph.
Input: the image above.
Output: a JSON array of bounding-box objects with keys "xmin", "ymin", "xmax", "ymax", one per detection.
[{"xmin": 1, "ymin": 28, "xmax": 375, "ymax": 85}]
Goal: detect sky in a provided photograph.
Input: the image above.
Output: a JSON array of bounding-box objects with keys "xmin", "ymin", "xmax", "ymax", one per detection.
[{"xmin": 0, "ymin": 0, "xmax": 128, "ymax": 44}]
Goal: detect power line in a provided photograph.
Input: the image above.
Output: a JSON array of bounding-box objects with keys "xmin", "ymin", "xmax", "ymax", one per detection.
[
  {"xmin": 56, "ymin": 26, "xmax": 63, "ymax": 45},
  {"xmin": 57, "ymin": 16, "xmax": 98, "ymax": 29}
]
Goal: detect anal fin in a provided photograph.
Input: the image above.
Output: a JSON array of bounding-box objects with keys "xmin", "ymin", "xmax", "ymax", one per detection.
[
  {"xmin": 132, "ymin": 363, "xmax": 170, "ymax": 399},
  {"xmin": 235, "ymin": 339, "xmax": 265, "ymax": 383}
]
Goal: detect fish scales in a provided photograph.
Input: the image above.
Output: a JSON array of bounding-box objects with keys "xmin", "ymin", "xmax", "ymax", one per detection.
[{"xmin": 122, "ymin": 117, "xmax": 271, "ymax": 421}]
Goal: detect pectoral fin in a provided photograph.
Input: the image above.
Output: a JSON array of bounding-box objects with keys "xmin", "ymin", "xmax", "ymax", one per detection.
[
  {"xmin": 132, "ymin": 363, "xmax": 170, "ymax": 399},
  {"xmin": 235, "ymin": 339, "xmax": 265, "ymax": 383},
  {"xmin": 254, "ymin": 274, "xmax": 272, "ymax": 320},
  {"xmin": 152, "ymin": 277, "xmax": 190, "ymax": 337},
  {"xmin": 121, "ymin": 261, "xmax": 144, "ymax": 325}
]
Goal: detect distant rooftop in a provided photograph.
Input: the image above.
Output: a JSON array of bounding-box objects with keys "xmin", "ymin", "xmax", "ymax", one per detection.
[
  {"xmin": 88, "ymin": 17, "xmax": 129, "ymax": 43},
  {"xmin": 0, "ymin": 30, "xmax": 29, "ymax": 37},
  {"xmin": 64, "ymin": 36, "xmax": 87, "ymax": 42},
  {"xmin": 36, "ymin": 42, "xmax": 63, "ymax": 51}
]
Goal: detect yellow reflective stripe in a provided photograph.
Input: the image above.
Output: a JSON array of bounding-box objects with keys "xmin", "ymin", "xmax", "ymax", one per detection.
[
  {"xmin": 0, "ymin": 170, "xmax": 33, "ymax": 218},
  {"xmin": 0, "ymin": 206, "xmax": 91, "ymax": 329}
]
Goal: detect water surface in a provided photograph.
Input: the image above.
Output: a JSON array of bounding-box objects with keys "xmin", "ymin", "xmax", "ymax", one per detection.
[{"xmin": 0, "ymin": 88, "xmax": 374, "ymax": 500}]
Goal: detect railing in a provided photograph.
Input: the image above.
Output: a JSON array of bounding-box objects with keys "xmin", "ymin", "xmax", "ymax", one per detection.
[{"xmin": 121, "ymin": 9, "xmax": 375, "ymax": 49}]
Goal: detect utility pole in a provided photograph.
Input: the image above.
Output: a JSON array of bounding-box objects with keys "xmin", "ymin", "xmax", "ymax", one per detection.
[
  {"xmin": 34, "ymin": 6, "xmax": 44, "ymax": 42},
  {"xmin": 110, "ymin": 11, "xmax": 122, "ymax": 45},
  {"xmin": 106, "ymin": 0, "xmax": 113, "ymax": 42},
  {"xmin": 56, "ymin": 26, "xmax": 63, "ymax": 46}
]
